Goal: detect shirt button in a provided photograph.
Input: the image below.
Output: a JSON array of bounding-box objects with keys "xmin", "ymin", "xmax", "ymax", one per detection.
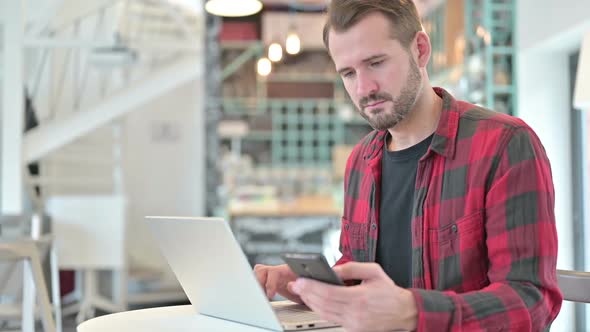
[
  {"xmin": 371, "ymin": 224, "xmax": 377, "ymax": 230},
  {"xmin": 452, "ymin": 224, "xmax": 458, "ymax": 233}
]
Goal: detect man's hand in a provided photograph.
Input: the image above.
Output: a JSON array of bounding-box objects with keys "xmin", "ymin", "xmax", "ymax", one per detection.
[
  {"xmin": 254, "ymin": 263, "xmax": 302, "ymax": 303},
  {"xmin": 289, "ymin": 262, "xmax": 418, "ymax": 332}
]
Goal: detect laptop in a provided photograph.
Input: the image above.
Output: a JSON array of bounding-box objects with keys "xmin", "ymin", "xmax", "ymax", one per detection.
[{"xmin": 145, "ymin": 216, "xmax": 340, "ymax": 331}]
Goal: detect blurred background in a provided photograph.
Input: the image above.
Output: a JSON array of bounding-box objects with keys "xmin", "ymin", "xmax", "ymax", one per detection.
[{"xmin": 0, "ymin": 0, "xmax": 589, "ymax": 331}]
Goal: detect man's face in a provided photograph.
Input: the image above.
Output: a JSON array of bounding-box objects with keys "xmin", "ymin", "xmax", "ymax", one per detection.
[{"xmin": 328, "ymin": 12, "xmax": 422, "ymax": 131}]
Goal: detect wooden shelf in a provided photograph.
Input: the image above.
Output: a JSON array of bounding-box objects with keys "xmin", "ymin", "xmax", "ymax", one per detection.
[{"xmin": 229, "ymin": 195, "xmax": 341, "ymax": 217}]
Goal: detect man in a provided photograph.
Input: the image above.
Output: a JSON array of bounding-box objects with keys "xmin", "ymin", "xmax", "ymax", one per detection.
[{"xmin": 254, "ymin": 0, "xmax": 563, "ymax": 331}]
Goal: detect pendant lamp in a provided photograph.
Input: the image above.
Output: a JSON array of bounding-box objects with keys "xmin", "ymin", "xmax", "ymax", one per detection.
[{"xmin": 205, "ymin": 0, "xmax": 263, "ymax": 17}]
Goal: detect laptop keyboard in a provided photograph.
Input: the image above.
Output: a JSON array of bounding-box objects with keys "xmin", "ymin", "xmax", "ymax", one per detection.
[{"xmin": 274, "ymin": 304, "xmax": 322, "ymax": 323}]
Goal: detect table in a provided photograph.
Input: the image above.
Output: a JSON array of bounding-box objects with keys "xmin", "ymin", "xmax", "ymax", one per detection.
[
  {"xmin": 77, "ymin": 305, "xmax": 345, "ymax": 332},
  {"xmin": 229, "ymin": 195, "xmax": 342, "ymax": 266}
]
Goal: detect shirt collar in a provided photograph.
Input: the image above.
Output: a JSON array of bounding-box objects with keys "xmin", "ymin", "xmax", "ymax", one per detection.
[{"xmin": 429, "ymin": 87, "xmax": 459, "ymax": 159}]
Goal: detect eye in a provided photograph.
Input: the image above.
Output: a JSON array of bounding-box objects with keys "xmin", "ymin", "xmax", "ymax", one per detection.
[
  {"xmin": 341, "ymin": 71, "xmax": 355, "ymax": 79},
  {"xmin": 370, "ymin": 60, "xmax": 384, "ymax": 67}
]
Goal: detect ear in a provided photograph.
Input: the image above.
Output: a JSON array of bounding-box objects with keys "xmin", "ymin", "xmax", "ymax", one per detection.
[{"xmin": 412, "ymin": 31, "xmax": 431, "ymax": 68}]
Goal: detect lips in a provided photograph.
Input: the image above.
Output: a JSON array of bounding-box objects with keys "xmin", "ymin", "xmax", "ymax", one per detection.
[{"xmin": 366, "ymin": 100, "xmax": 385, "ymax": 108}]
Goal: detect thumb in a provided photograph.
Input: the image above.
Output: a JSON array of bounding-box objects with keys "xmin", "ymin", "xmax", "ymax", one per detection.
[{"xmin": 333, "ymin": 262, "xmax": 384, "ymax": 281}]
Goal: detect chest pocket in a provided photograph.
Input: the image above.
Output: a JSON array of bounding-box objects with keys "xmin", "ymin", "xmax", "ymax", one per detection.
[
  {"xmin": 428, "ymin": 210, "xmax": 488, "ymax": 291},
  {"xmin": 342, "ymin": 217, "xmax": 370, "ymax": 262}
]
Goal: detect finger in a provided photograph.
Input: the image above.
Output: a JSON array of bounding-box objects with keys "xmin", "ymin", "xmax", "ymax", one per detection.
[
  {"xmin": 332, "ymin": 262, "xmax": 384, "ymax": 281},
  {"xmin": 282, "ymin": 292, "xmax": 304, "ymax": 304},
  {"xmin": 299, "ymin": 291, "xmax": 345, "ymax": 324},
  {"xmin": 293, "ymin": 278, "xmax": 354, "ymax": 305},
  {"xmin": 254, "ymin": 265, "xmax": 273, "ymax": 299},
  {"xmin": 287, "ymin": 281, "xmax": 296, "ymax": 294},
  {"xmin": 253, "ymin": 265, "xmax": 268, "ymax": 287},
  {"xmin": 265, "ymin": 268, "xmax": 281, "ymax": 299}
]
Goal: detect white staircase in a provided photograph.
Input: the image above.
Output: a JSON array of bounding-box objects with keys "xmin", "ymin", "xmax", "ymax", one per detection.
[{"xmin": 11, "ymin": 0, "xmax": 204, "ymax": 323}]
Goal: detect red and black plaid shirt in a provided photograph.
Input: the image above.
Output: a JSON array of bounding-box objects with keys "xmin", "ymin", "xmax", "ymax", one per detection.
[{"xmin": 335, "ymin": 88, "xmax": 562, "ymax": 331}]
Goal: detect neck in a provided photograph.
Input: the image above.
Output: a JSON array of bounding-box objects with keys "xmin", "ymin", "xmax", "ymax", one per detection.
[{"xmin": 386, "ymin": 85, "xmax": 442, "ymax": 151}]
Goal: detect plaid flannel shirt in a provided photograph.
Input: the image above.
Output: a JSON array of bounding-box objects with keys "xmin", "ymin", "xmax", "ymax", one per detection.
[{"xmin": 335, "ymin": 88, "xmax": 562, "ymax": 331}]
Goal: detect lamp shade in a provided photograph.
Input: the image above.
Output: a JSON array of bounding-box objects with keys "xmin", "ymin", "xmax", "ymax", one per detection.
[
  {"xmin": 286, "ymin": 32, "xmax": 301, "ymax": 55},
  {"xmin": 574, "ymin": 32, "xmax": 590, "ymax": 110},
  {"xmin": 205, "ymin": 0, "xmax": 263, "ymax": 17},
  {"xmin": 268, "ymin": 43, "xmax": 283, "ymax": 62},
  {"xmin": 257, "ymin": 58, "xmax": 272, "ymax": 76}
]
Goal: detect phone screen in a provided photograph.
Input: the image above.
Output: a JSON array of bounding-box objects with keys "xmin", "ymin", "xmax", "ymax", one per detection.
[{"xmin": 281, "ymin": 253, "xmax": 344, "ymax": 286}]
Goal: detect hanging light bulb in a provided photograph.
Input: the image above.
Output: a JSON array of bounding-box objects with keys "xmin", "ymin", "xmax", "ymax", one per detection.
[
  {"xmin": 205, "ymin": 0, "xmax": 263, "ymax": 17},
  {"xmin": 257, "ymin": 58, "xmax": 272, "ymax": 76},
  {"xmin": 268, "ymin": 42, "xmax": 283, "ymax": 62},
  {"xmin": 286, "ymin": 31, "xmax": 301, "ymax": 55}
]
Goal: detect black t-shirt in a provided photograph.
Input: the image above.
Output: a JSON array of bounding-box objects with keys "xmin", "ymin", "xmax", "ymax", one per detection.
[{"xmin": 376, "ymin": 134, "xmax": 432, "ymax": 288}]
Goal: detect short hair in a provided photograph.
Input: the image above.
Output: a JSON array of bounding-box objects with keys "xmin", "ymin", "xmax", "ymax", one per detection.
[{"xmin": 322, "ymin": 0, "xmax": 422, "ymax": 50}]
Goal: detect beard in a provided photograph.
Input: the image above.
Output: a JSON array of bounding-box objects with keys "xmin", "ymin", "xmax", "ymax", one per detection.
[{"xmin": 357, "ymin": 57, "xmax": 422, "ymax": 131}]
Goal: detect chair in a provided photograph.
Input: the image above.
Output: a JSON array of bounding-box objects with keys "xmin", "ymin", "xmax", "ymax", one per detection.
[
  {"xmin": 0, "ymin": 214, "xmax": 62, "ymax": 332},
  {"xmin": 46, "ymin": 195, "xmax": 127, "ymax": 324},
  {"xmin": 557, "ymin": 269, "xmax": 590, "ymax": 303}
]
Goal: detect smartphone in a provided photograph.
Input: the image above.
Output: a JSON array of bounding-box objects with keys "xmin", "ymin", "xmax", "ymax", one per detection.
[{"xmin": 281, "ymin": 253, "xmax": 344, "ymax": 286}]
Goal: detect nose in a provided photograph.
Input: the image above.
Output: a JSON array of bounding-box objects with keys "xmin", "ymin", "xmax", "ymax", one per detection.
[{"xmin": 356, "ymin": 72, "xmax": 379, "ymax": 98}]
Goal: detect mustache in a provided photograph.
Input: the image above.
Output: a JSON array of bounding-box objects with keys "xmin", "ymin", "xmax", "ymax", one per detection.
[{"xmin": 360, "ymin": 92, "xmax": 393, "ymax": 108}]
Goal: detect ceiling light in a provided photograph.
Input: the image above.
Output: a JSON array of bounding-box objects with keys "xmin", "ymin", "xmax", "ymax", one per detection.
[
  {"xmin": 268, "ymin": 43, "xmax": 283, "ymax": 62},
  {"xmin": 257, "ymin": 58, "xmax": 272, "ymax": 76},
  {"xmin": 286, "ymin": 31, "xmax": 301, "ymax": 55},
  {"xmin": 205, "ymin": 0, "xmax": 263, "ymax": 17}
]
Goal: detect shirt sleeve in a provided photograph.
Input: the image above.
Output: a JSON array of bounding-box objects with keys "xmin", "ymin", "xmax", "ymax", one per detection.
[{"xmin": 409, "ymin": 126, "xmax": 563, "ymax": 331}]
